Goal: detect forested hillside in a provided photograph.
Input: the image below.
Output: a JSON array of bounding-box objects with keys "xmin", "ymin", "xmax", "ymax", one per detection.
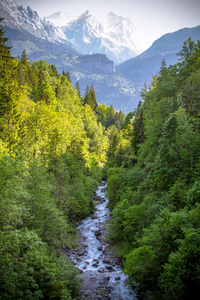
[
  {"xmin": 0, "ymin": 20, "xmax": 125, "ymax": 299},
  {"xmin": 1, "ymin": 14, "xmax": 200, "ymax": 299},
  {"xmin": 105, "ymin": 38, "xmax": 200, "ymax": 299}
]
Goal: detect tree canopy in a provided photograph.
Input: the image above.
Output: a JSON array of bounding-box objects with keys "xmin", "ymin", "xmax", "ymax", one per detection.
[
  {"xmin": 104, "ymin": 38, "xmax": 200, "ymax": 300},
  {"xmin": 0, "ymin": 20, "xmax": 124, "ymax": 299}
]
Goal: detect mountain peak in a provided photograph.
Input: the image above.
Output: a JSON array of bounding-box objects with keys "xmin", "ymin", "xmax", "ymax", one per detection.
[
  {"xmin": 46, "ymin": 10, "xmax": 138, "ymax": 64},
  {"xmin": 0, "ymin": 0, "xmax": 68, "ymax": 44},
  {"xmin": 45, "ymin": 11, "xmax": 75, "ymax": 27},
  {"xmin": 80, "ymin": 10, "xmax": 90, "ymax": 19}
]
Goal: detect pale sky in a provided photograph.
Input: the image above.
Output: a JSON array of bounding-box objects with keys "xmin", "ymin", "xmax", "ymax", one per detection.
[{"xmin": 15, "ymin": 0, "xmax": 200, "ymax": 52}]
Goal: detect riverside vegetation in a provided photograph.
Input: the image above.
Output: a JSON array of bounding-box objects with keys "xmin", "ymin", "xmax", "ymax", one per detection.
[
  {"xmin": 0, "ymin": 19, "xmax": 125, "ymax": 299},
  {"xmin": 104, "ymin": 38, "xmax": 200, "ymax": 299},
  {"xmin": 0, "ymin": 17, "xmax": 200, "ymax": 299}
]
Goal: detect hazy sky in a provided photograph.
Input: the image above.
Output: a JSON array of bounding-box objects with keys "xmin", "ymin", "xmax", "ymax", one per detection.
[{"xmin": 15, "ymin": 0, "xmax": 200, "ymax": 52}]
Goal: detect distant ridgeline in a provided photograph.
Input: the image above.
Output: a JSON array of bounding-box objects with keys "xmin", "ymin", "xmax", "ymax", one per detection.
[
  {"xmin": 1, "ymin": 0, "xmax": 200, "ymax": 113},
  {"xmin": 0, "ymin": 0, "xmax": 140, "ymax": 113},
  {"xmin": 0, "ymin": 19, "xmax": 125, "ymax": 299},
  {"xmin": 103, "ymin": 38, "xmax": 200, "ymax": 300}
]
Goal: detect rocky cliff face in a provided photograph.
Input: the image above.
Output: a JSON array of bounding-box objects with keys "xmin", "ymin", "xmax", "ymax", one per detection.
[{"xmin": 0, "ymin": 0, "xmax": 68, "ymax": 44}]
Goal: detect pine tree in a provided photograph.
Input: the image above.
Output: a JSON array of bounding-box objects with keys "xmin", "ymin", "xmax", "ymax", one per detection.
[
  {"xmin": 50, "ymin": 64, "xmax": 58, "ymax": 77},
  {"xmin": 17, "ymin": 50, "xmax": 30, "ymax": 86},
  {"xmin": 0, "ymin": 18, "xmax": 12, "ymax": 59},
  {"xmin": 106, "ymin": 104, "xmax": 116, "ymax": 127},
  {"xmin": 177, "ymin": 37, "xmax": 196, "ymax": 62},
  {"xmin": 0, "ymin": 19, "xmax": 22, "ymax": 150},
  {"xmin": 84, "ymin": 85, "xmax": 98, "ymax": 111},
  {"xmin": 20, "ymin": 49, "xmax": 29, "ymax": 65},
  {"xmin": 158, "ymin": 58, "xmax": 167, "ymax": 78},
  {"xmin": 84, "ymin": 85, "xmax": 90, "ymax": 105},
  {"xmin": 62, "ymin": 71, "xmax": 67, "ymax": 77},
  {"xmin": 66, "ymin": 70, "xmax": 72, "ymax": 83},
  {"xmin": 76, "ymin": 81, "xmax": 81, "ymax": 98},
  {"xmin": 90, "ymin": 85, "xmax": 98, "ymax": 111}
]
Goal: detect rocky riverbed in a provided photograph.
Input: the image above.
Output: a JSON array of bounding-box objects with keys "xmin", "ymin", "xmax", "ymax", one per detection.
[{"xmin": 65, "ymin": 181, "xmax": 137, "ymax": 299}]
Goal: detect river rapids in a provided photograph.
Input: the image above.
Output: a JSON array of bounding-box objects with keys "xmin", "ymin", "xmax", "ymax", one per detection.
[{"xmin": 69, "ymin": 181, "xmax": 137, "ymax": 299}]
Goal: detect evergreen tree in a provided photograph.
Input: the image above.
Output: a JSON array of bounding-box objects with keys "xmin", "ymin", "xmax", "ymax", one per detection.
[
  {"xmin": 84, "ymin": 85, "xmax": 91, "ymax": 105},
  {"xmin": 0, "ymin": 18, "xmax": 12, "ymax": 58},
  {"xmin": 62, "ymin": 70, "xmax": 67, "ymax": 77},
  {"xmin": 0, "ymin": 19, "xmax": 22, "ymax": 151},
  {"xmin": 106, "ymin": 104, "xmax": 116, "ymax": 127},
  {"xmin": 66, "ymin": 70, "xmax": 72, "ymax": 83},
  {"xmin": 84, "ymin": 85, "xmax": 98, "ymax": 111},
  {"xmin": 132, "ymin": 100, "xmax": 144, "ymax": 156},
  {"xmin": 158, "ymin": 58, "xmax": 167, "ymax": 78},
  {"xmin": 20, "ymin": 49, "xmax": 29, "ymax": 65},
  {"xmin": 17, "ymin": 50, "xmax": 31, "ymax": 86},
  {"xmin": 50, "ymin": 64, "xmax": 58, "ymax": 77},
  {"xmin": 76, "ymin": 81, "xmax": 81, "ymax": 98},
  {"xmin": 177, "ymin": 37, "xmax": 196, "ymax": 62},
  {"xmin": 89, "ymin": 85, "xmax": 98, "ymax": 111}
]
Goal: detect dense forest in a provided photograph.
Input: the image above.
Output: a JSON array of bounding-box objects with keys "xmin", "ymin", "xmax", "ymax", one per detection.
[
  {"xmin": 1, "ymin": 16, "xmax": 200, "ymax": 299},
  {"xmin": 105, "ymin": 38, "xmax": 200, "ymax": 299},
  {"xmin": 0, "ymin": 19, "xmax": 125, "ymax": 299}
]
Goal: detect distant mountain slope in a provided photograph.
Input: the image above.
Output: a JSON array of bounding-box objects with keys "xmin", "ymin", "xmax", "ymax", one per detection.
[
  {"xmin": 46, "ymin": 10, "xmax": 139, "ymax": 65},
  {"xmin": 117, "ymin": 25, "xmax": 200, "ymax": 84},
  {"xmin": 23, "ymin": 50, "xmax": 141, "ymax": 113}
]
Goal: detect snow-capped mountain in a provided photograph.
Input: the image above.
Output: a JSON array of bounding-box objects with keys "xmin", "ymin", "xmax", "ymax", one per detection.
[
  {"xmin": 0, "ymin": 0, "xmax": 140, "ymax": 113},
  {"xmin": 45, "ymin": 10, "xmax": 139, "ymax": 64},
  {"xmin": 0, "ymin": 0, "xmax": 68, "ymax": 44},
  {"xmin": 45, "ymin": 11, "xmax": 75, "ymax": 28}
]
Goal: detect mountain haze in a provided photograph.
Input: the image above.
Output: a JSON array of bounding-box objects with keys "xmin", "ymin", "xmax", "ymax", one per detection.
[
  {"xmin": 117, "ymin": 25, "xmax": 200, "ymax": 83},
  {"xmin": 46, "ymin": 10, "xmax": 139, "ymax": 65},
  {"xmin": 0, "ymin": 0, "xmax": 140, "ymax": 112},
  {"xmin": 1, "ymin": 0, "xmax": 200, "ymax": 113}
]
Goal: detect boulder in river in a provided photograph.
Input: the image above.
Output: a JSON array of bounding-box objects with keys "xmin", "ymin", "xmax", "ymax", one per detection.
[
  {"xmin": 98, "ymin": 267, "xmax": 106, "ymax": 273},
  {"xmin": 95, "ymin": 230, "xmax": 101, "ymax": 237},
  {"xmin": 106, "ymin": 265, "xmax": 115, "ymax": 271},
  {"xmin": 92, "ymin": 263, "xmax": 98, "ymax": 267}
]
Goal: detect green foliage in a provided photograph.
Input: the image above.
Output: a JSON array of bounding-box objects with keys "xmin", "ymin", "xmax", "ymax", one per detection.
[
  {"xmin": 104, "ymin": 38, "xmax": 200, "ymax": 299},
  {"xmin": 0, "ymin": 23, "xmax": 123, "ymax": 299},
  {"xmin": 0, "ymin": 155, "xmax": 29, "ymax": 231},
  {"xmin": 84, "ymin": 85, "xmax": 98, "ymax": 111},
  {"xmin": 159, "ymin": 228, "xmax": 200, "ymax": 300},
  {"xmin": 0, "ymin": 229, "xmax": 79, "ymax": 299},
  {"xmin": 187, "ymin": 181, "xmax": 200, "ymax": 208}
]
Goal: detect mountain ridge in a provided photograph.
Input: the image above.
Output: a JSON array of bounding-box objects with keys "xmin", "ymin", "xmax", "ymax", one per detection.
[
  {"xmin": 0, "ymin": 0, "xmax": 141, "ymax": 113},
  {"xmin": 1, "ymin": 0, "xmax": 200, "ymax": 113},
  {"xmin": 0, "ymin": 0, "xmax": 63, "ymax": 42},
  {"xmin": 46, "ymin": 10, "xmax": 139, "ymax": 64},
  {"xmin": 117, "ymin": 25, "xmax": 200, "ymax": 83}
]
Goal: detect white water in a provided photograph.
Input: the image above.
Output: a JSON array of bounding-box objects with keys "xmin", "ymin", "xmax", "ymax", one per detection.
[{"xmin": 70, "ymin": 181, "xmax": 137, "ymax": 299}]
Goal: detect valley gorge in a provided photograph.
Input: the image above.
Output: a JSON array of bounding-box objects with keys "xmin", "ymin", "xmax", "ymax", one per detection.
[{"xmin": 66, "ymin": 180, "xmax": 137, "ymax": 299}]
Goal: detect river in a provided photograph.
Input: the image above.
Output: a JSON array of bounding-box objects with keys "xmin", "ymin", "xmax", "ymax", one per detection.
[{"xmin": 70, "ymin": 180, "xmax": 138, "ymax": 299}]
